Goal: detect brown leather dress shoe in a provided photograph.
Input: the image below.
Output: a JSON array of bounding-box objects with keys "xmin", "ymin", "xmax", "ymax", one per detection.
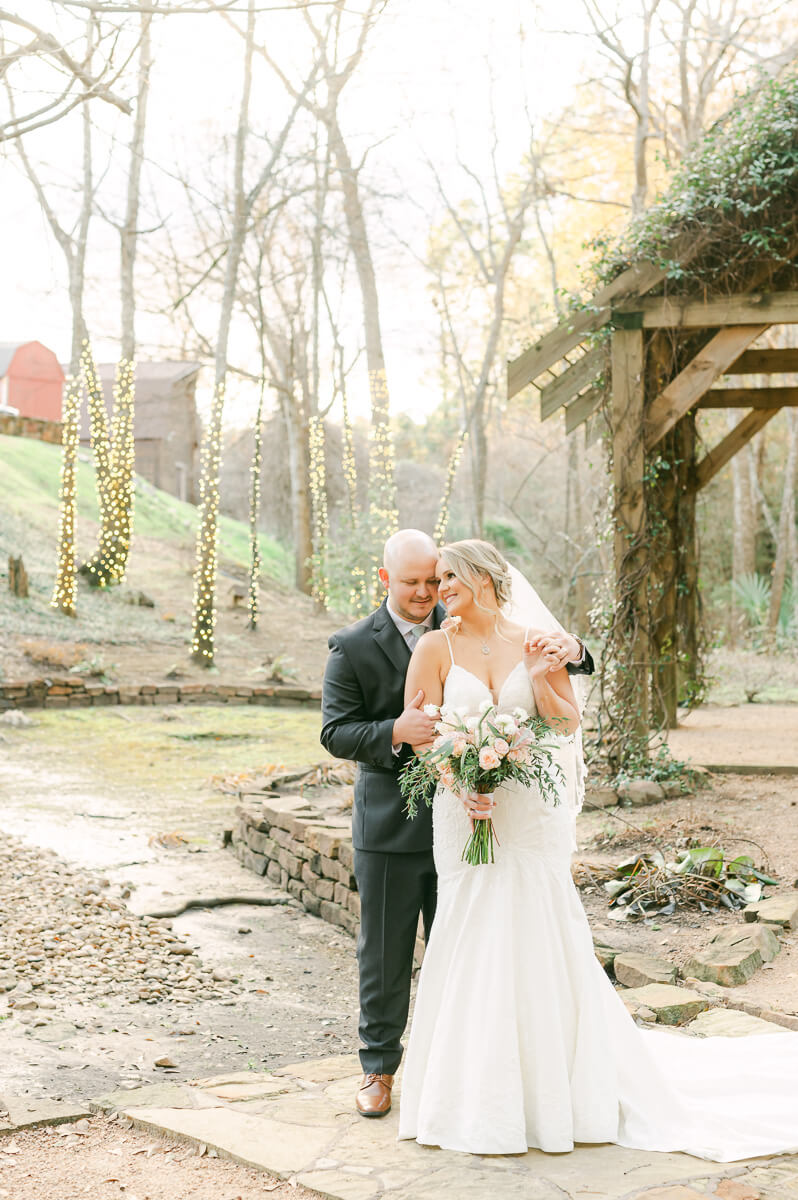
[{"xmin": 356, "ymin": 1072, "xmax": 394, "ymax": 1117}]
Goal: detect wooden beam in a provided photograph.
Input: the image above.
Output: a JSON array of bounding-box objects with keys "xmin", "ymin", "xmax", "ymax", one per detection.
[
  {"xmin": 644, "ymin": 325, "xmax": 768, "ymax": 450},
  {"xmin": 565, "ymin": 384, "xmax": 603, "ymax": 434},
  {"xmin": 725, "ymin": 348, "xmax": 798, "ymax": 374},
  {"xmin": 694, "ymin": 408, "xmax": 781, "ymax": 489},
  {"xmin": 699, "ymin": 386, "xmax": 798, "ymax": 408},
  {"xmin": 507, "ymin": 234, "xmax": 710, "ymax": 399},
  {"xmin": 539, "ymin": 347, "xmax": 603, "ymax": 420},
  {"xmin": 615, "ymin": 290, "xmax": 798, "ymax": 330},
  {"xmin": 611, "ymin": 328, "xmax": 649, "ymax": 737}
]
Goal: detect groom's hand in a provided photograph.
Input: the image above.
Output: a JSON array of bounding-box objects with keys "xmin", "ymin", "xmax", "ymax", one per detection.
[{"xmin": 393, "ymin": 690, "xmax": 437, "ymax": 749}]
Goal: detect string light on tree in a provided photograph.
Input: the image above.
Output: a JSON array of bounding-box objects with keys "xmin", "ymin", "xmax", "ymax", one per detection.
[
  {"xmin": 434, "ymin": 429, "xmax": 468, "ymax": 545},
  {"xmin": 247, "ymin": 380, "xmax": 266, "ymax": 631},
  {"xmin": 79, "ymin": 345, "xmax": 136, "ymax": 587},
  {"xmin": 308, "ymin": 413, "xmax": 329, "ymax": 609},
  {"xmin": 366, "ymin": 367, "xmax": 398, "ymax": 608},
  {"xmin": 341, "ymin": 390, "xmax": 358, "ymax": 519},
  {"xmin": 191, "ymin": 379, "xmax": 225, "ymax": 665},
  {"xmin": 108, "ymin": 357, "xmax": 136, "ymax": 582},
  {"xmin": 51, "ymin": 375, "xmax": 81, "ymax": 617}
]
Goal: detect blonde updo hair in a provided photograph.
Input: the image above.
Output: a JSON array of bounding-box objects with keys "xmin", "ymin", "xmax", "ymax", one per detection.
[{"xmin": 437, "ymin": 539, "xmax": 513, "ymax": 611}]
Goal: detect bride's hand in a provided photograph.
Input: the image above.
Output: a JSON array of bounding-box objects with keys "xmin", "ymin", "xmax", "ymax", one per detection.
[
  {"xmin": 523, "ymin": 636, "xmax": 550, "ymax": 679},
  {"xmin": 460, "ymin": 790, "xmax": 495, "ymax": 822}
]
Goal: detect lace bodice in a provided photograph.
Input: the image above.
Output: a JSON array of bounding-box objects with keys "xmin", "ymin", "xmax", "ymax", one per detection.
[{"xmin": 433, "ymin": 651, "xmax": 573, "ymax": 878}]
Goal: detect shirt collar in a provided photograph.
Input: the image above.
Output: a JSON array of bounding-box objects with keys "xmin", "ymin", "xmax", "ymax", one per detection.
[{"xmin": 386, "ymin": 598, "xmax": 434, "ymax": 639}]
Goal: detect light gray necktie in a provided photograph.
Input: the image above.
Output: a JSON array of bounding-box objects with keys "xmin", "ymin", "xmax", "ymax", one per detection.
[{"xmin": 407, "ymin": 625, "xmax": 426, "ymax": 651}]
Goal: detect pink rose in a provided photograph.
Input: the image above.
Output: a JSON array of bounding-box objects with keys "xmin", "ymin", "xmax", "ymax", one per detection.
[
  {"xmin": 493, "ymin": 737, "xmax": 510, "ymax": 757},
  {"xmin": 507, "ymin": 747, "xmax": 525, "ymax": 763},
  {"xmin": 479, "ymin": 746, "xmax": 500, "ymax": 770},
  {"xmin": 452, "ymin": 736, "xmax": 467, "ymax": 756},
  {"xmin": 439, "ymin": 766, "xmax": 456, "ymax": 791}
]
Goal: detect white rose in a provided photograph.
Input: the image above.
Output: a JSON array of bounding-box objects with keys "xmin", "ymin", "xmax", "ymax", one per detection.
[
  {"xmin": 512, "ymin": 706, "xmax": 529, "ymax": 722},
  {"xmin": 423, "ymin": 704, "xmax": 439, "ymax": 717},
  {"xmin": 478, "ymin": 698, "xmax": 493, "ymax": 714}
]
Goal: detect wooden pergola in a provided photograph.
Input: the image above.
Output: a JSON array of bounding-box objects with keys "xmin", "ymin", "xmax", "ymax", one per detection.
[{"xmin": 507, "ymin": 269, "xmax": 798, "ymax": 741}]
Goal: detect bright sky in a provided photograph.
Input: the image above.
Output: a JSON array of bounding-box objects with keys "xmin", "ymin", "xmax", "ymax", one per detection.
[{"xmin": 0, "ymin": 1, "xmax": 668, "ymax": 425}]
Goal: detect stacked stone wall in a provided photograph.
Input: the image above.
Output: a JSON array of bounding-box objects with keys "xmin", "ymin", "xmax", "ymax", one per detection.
[
  {"xmin": 0, "ymin": 678, "xmax": 321, "ymax": 711},
  {"xmin": 0, "ymin": 413, "xmax": 62, "ymax": 443},
  {"xmin": 231, "ymin": 794, "xmax": 359, "ymax": 936}
]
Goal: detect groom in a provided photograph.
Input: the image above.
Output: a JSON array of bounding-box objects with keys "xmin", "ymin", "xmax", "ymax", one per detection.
[{"xmin": 320, "ymin": 529, "xmax": 594, "ymax": 1118}]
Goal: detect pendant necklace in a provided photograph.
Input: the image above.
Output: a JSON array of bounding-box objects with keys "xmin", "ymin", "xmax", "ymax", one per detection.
[{"xmin": 478, "ymin": 618, "xmax": 498, "ymax": 655}]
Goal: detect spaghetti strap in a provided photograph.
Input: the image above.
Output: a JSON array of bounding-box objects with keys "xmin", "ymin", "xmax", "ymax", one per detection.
[{"xmin": 443, "ymin": 629, "xmax": 456, "ymax": 666}]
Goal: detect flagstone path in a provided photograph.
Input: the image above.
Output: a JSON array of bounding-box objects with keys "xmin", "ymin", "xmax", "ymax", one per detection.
[{"xmin": 73, "ymin": 1054, "xmax": 798, "ymax": 1200}]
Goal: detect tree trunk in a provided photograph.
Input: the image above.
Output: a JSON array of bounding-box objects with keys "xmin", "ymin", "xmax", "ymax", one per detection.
[
  {"xmin": 191, "ymin": 0, "xmax": 255, "ymax": 665},
  {"xmin": 281, "ymin": 391, "xmax": 313, "ymax": 594},
  {"xmin": 767, "ymin": 410, "xmax": 798, "ymax": 638},
  {"xmin": 120, "ymin": 10, "xmax": 151, "ymax": 362}
]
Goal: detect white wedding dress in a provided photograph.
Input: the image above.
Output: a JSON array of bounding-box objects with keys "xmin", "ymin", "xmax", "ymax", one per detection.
[{"xmin": 398, "ymin": 652, "xmax": 798, "ymax": 1161}]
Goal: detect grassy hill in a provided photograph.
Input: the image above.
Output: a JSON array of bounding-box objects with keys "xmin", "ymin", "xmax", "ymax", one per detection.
[
  {"xmin": 0, "ymin": 435, "xmax": 291, "ymax": 579},
  {"xmin": 0, "ymin": 434, "xmax": 336, "ymax": 686}
]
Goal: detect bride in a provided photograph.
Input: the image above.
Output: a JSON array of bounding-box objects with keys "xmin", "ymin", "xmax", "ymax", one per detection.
[{"xmin": 397, "ymin": 538, "xmax": 798, "ymax": 1161}]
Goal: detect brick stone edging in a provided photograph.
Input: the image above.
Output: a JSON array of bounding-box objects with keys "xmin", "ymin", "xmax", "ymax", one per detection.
[
  {"xmin": 230, "ymin": 794, "xmax": 361, "ymax": 939},
  {"xmin": 0, "ymin": 413, "xmax": 62, "ymax": 443},
  {"xmin": 0, "ymin": 679, "xmax": 321, "ymax": 711}
]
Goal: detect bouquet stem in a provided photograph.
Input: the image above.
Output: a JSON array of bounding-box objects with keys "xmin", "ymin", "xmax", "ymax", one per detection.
[{"xmin": 462, "ymin": 818, "xmax": 496, "ymax": 866}]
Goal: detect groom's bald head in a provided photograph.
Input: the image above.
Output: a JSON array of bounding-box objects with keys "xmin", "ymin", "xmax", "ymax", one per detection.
[
  {"xmin": 379, "ymin": 529, "xmax": 439, "ymax": 624},
  {"xmin": 383, "ymin": 529, "xmax": 437, "ymax": 573}
]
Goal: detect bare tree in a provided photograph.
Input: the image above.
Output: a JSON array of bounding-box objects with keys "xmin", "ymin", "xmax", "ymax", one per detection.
[
  {"xmin": 577, "ymin": 0, "xmax": 798, "ymax": 211},
  {"xmin": 425, "ymin": 124, "xmax": 546, "ymax": 536},
  {"xmin": 6, "ymin": 10, "xmax": 99, "ymax": 373},
  {"xmin": 190, "ymin": 0, "xmax": 319, "ymax": 663},
  {"xmin": 0, "ymin": 4, "xmax": 132, "ymax": 140}
]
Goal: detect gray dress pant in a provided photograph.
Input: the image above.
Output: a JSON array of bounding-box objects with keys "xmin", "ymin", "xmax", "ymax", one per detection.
[{"xmin": 353, "ymin": 847, "xmax": 437, "ymax": 1075}]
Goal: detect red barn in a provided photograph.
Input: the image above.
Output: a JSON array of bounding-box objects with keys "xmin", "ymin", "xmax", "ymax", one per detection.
[{"xmin": 0, "ymin": 341, "xmax": 65, "ymax": 420}]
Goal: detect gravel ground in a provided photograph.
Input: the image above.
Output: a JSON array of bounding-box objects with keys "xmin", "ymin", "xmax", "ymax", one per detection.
[
  {"xmin": 0, "ymin": 1113, "xmax": 320, "ymax": 1200},
  {"xmin": 1, "ymin": 837, "xmax": 242, "ymax": 1011}
]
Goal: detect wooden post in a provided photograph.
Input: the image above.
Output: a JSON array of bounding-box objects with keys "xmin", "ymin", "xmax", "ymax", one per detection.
[
  {"xmin": 8, "ymin": 555, "xmax": 29, "ymax": 598},
  {"xmin": 611, "ymin": 329, "xmax": 649, "ymax": 759}
]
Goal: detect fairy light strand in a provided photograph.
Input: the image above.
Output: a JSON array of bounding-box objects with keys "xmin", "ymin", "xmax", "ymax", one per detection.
[
  {"xmin": 308, "ymin": 413, "xmax": 329, "ymax": 609},
  {"xmin": 366, "ymin": 367, "xmax": 398, "ymax": 610},
  {"xmin": 51, "ymin": 374, "xmax": 81, "ymax": 617},
  {"xmin": 247, "ymin": 383, "xmax": 265, "ymax": 630},
  {"xmin": 79, "ymin": 345, "xmax": 136, "ymax": 586},
  {"xmin": 191, "ymin": 379, "xmax": 225, "ymax": 664},
  {"xmin": 434, "ymin": 428, "xmax": 468, "ymax": 545}
]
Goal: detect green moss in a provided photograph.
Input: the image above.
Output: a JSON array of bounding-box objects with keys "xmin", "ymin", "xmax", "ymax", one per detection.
[{"xmin": 21, "ymin": 705, "xmax": 327, "ymax": 795}]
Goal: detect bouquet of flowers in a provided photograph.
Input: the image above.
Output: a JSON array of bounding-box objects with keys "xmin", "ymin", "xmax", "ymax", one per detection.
[{"xmin": 399, "ymin": 699, "xmax": 565, "ymax": 865}]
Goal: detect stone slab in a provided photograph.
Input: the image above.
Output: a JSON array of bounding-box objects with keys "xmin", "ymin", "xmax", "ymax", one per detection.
[
  {"xmin": 617, "ymin": 984, "xmax": 709, "ymax": 1025},
  {"xmin": 614, "ymin": 952, "xmax": 677, "ymax": 988},
  {"xmin": 744, "ymin": 894, "xmax": 798, "ymax": 929},
  {"xmin": 88, "ymin": 1081, "xmax": 201, "ymax": 1112},
  {"xmin": 685, "ymin": 1007, "xmax": 786, "ymax": 1037},
  {"xmin": 272, "ymin": 1054, "xmax": 360, "ymax": 1083},
  {"xmin": 0, "ymin": 1096, "xmax": 92, "ymax": 1132},
  {"xmin": 109, "ymin": 1104, "xmax": 338, "ymax": 1177},
  {"xmin": 682, "ymin": 925, "xmax": 780, "ymax": 988}
]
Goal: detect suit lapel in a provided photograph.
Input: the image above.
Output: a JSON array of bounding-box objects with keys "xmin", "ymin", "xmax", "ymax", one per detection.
[
  {"xmin": 431, "ymin": 602, "xmax": 447, "ymax": 630},
  {"xmin": 373, "ymin": 599, "xmax": 412, "ymax": 675}
]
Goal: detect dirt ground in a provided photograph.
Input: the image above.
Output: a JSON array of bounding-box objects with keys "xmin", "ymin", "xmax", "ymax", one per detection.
[
  {"xmin": 577, "ymin": 774, "xmax": 798, "ymax": 1015},
  {"xmin": 2, "ymin": 687, "xmax": 798, "ymax": 1195},
  {"xmin": 0, "ymin": 1114, "xmax": 320, "ymax": 1200}
]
